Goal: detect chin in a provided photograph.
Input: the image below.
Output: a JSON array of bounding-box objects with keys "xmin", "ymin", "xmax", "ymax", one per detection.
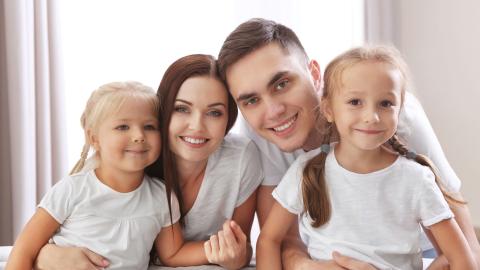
[{"xmin": 275, "ymin": 139, "xmax": 303, "ymax": 153}]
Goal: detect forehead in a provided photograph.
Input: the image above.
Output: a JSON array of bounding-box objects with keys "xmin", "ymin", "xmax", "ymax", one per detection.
[
  {"xmin": 110, "ymin": 97, "xmax": 157, "ymax": 119},
  {"xmin": 340, "ymin": 61, "xmax": 403, "ymax": 93},
  {"xmin": 177, "ymin": 76, "xmax": 227, "ymax": 102},
  {"xmin": 226, "ymin": 43, "xmax": 307, "ymax": 97}
]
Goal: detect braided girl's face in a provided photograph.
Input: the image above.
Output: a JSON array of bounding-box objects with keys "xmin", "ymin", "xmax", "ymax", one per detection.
[{"xmin": 323, "ymin": 61, "xmax": 402, "ymax": 152}]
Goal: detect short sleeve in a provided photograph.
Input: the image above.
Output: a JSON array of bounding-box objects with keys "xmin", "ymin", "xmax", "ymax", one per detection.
[
  {"xmin": 272, "ymin": 155, "xmax": 307, "ymax": 215},
  {"xmin": 414, "ymin": 167, "xmax": 454, "ymax": 227},
  {"xmin": 236, "ymin": 141, "xmax": 264, "ymax": 207},
  {"xmin": 163, "ymin": 191, "xmax": 181, "ymax": 227},
  {"xmin": 398, "ymin": 92, "xmax": 461, "ymax": 192},
  {"xmin": 38, "ymin": 177, "xmax": 75, "ymax": 224}
]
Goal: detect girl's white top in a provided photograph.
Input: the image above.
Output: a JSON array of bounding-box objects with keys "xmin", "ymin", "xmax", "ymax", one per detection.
[
  {"xmin": 273, "ymin": 147, "xmax": 453, "ymax": 270},
  {"xmin": 39, "ymin": 170, "xmax": 180, "ymax": 270}
]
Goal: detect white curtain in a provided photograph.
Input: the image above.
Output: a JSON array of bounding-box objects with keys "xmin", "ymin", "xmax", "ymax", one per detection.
[
  {"xmin": 0, "ymin": 0, "xmax": 67, "ymax": 245},
  {"xmin": 364, "ymin": 0, "xmax": 395, "ymax": 44}
]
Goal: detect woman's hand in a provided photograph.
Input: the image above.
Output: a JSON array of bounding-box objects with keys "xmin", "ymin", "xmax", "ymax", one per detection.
[
  {"xmin": 204, "ymin": 220, "xmax": 249, "ymax": 270},
  {"xmin": 34, "ymin": 244, "xmax": 109, "ymax": 270}
]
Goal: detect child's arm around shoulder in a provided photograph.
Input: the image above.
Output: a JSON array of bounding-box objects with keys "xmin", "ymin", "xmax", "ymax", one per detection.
[{"xmin": 6, "ymin": 208, "xmax": 61, "ymax": 270}]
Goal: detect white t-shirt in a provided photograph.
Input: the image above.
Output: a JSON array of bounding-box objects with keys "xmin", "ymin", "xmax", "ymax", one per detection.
[
  {"xmin": 39, "ymin": 170, "xmax": 180, "ymax": 270},
  {"xmin": 182, "ymin": 133, "xmax": 264, "ymax": 241},
  {"xmin": 273, "ymin": 147, "xmax": 453, "ymax": 270},
  {"xmin": 236, "ymin": 92, "xmax": 461, "ymax": 192}
]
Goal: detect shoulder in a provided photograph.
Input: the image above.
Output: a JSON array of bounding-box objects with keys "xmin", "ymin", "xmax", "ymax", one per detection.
[
  {"xmin": 222, "ymin": 132, "xmax": 254, "ymax": 149},
  {"xmin": 216, "ymin": 133, "xmax": 260, "ymax": 158},
  {"xmin": 54, "ymin": 170, "xmax": 92, "ymax": 190},
  {"xmin": 395, "ymin": 156, "xmax": 435, "ymax": 184}
]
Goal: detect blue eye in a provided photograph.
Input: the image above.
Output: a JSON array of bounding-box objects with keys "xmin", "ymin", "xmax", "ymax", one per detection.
[
  {"xmin": 115, "ymin": 124, "xmax": 129, "ymax": 130},
  {"xmin": 207, "ymin": 110, "xmax": 223, "ymax": 117},
  {"xmin": 174, "ymin": 106, "xmax": 189, "ymax": 113}
]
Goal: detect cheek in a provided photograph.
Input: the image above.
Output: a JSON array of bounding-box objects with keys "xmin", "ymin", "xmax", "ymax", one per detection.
[{"xmin": 209, "ymin": 119, "xmax": 228, "ymax": 138}]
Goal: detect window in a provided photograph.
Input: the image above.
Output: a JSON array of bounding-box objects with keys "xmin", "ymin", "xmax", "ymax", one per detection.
[{"xmin": 58, "ymin": 0, "xmax": 364, "ymax": 167}]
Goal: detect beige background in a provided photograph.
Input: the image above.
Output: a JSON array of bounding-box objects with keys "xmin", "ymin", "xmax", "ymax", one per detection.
[{"xmin": 389, "ymin": 0, "xmax": 480, "ymax": 227}]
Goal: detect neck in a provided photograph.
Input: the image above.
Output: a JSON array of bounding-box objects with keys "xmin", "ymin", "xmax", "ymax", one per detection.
[
  {"xmin": 94, "ymin": 167, "xmax": 144, "ymax": 193},
  {"xmin": 302, "ymin": 126, "xmax": 324, "ymax": 152},
  {"xmin": 334, "ymin": 143, "xmax": 396, "ymax": 174},
  {"xmin": 175, "ymin": 158, "xmax": 208, "ymax": 186}
]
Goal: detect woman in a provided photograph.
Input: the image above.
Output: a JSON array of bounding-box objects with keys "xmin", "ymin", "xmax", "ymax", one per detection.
[{"xmin": 34, "ymin": 54, "xmax": 262, "ymax": 270}]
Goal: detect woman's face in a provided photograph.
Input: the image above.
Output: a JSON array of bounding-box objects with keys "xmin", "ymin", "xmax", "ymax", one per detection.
[{"xmin": 168, "ymin": 76, "xmax": 229, "ymax": 164}]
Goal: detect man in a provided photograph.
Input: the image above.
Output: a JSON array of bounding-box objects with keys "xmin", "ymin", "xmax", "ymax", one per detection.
[{"xmin": 218, "ymin": 18, "xmax": 480, "ymax": 269}]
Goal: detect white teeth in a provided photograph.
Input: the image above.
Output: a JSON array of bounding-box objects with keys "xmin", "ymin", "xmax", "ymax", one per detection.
[
  {"xmin": 273, "ymin": 115, "xmax": 296, "ymax": 132},
  {"xmin": 182, "ymin": 137, "xmax": 207, "ymax": 144}
]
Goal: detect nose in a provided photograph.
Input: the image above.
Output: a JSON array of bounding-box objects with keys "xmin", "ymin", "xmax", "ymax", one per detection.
[
  {"xmin": 364, "ymin": 107, "xmax": 380, "ymax": 123},
  {"xmin": 188, "ymin": 111, "xmax": 205, "ymax": 131},
  {"xmin": 132, "ymin": 127, "xmax": 146, "ymax": 143},
  {"xmin": 265, "ymin": 98, "xmax": 286, "ymax": 121}
]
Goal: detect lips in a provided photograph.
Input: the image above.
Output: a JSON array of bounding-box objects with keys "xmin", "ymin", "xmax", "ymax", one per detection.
[
  {"xmin": 270, "ymin": 114, "xmax": 298, "ymax": 133},
  {"xmin": 354, "ymin": 128, "xmax": 384, "ymax": 134},
  {"xmin": 125, "ymin": 149, "xmax": 148, "ymax": 153},
  {"xmin": 180, "ymin": 136, "xmax": 209, "ymax": 145}
]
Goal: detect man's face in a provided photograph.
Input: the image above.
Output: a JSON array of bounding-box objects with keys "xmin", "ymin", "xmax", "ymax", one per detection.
[{"xmin": 226, "ymin": 43, "xmax": 322, "ymax": 152}]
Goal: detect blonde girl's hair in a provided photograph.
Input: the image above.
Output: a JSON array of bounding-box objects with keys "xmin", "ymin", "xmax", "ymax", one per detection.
[
  {"xmin": 69, "ymin": 81, "xmax": 159, "ymax": 175},
  {"xmin": 302, "ymin": 45, "xmax": 464, "ymax": 228}
]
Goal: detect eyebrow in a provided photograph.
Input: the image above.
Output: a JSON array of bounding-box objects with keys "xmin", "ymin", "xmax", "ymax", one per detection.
[
  {"xmin": 236, "ymin": 71, "xmax": 289, "ymax": 103},
  {"xmin": 175, "ymin": 99, "xmax": 226, "ymax": 108},
  {"xmin": 267, "ymin": 71, "xmax": 289, "ymax": 89}
]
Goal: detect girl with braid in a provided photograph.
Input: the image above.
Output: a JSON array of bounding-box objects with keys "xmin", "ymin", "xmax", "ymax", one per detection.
[
  {"xmin": 7, "ymin": 82, "xmax": 196, "ymax": 270},
  {"xmin": 257, "ymin": 46, "xmax": 476, "ymax": 270}
]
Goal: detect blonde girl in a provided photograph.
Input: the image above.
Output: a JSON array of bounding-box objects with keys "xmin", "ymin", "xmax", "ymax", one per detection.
[
  {"xmin": 7, "ymin": 81, "xmax": 194, "ymax": 270},
  {"xmin": 257, "ymin": 46, "xmax": 477, "ymax": 269}
]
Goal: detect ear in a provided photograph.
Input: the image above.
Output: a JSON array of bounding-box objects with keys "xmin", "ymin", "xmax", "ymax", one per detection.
[
  {"xmin": 308, "ymin": 59, "xmax": 322, "ymax": 94},
  {"xmin": 320, "ymin": 98, "xmax": 334, "ymax": 123},
  {"xmin": 87, "ymin": 129, "xmax": 100, "ymax": 151}
]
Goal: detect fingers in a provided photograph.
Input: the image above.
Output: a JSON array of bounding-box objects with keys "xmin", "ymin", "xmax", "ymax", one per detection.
[
  {"xmin": 332, "ymin": 251, "xmax": 377, "ymax": 270},
  {"xmin": 81, "ymin": 247, "xmax": 109, "ymax": 268},
  {"xmin": 204, "ymin": 240, "xmax": 213, "ymax": 263},
  {"xmin": 229, "ymin": 220, "xmax": 247, "ymax": 244}
]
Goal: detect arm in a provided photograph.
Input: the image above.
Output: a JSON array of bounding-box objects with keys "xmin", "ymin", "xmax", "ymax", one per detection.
[
  {"xmin": 257, "ymin": 202, "xmax": 297, "ymax": 270},
  {"xmin": 428, "ymin": 218, "xmax": 476, "ymax": 269},
  {"xmin": 6, "ymin": 208, "xmax": 60, "ymax": 270},
  {"xmin": 34, "ymin": 245, "xmax": 109, "ymax": 270},
  {"xmin": 155, "ymin": 222, "xmax": 209, "ymax": 266},
  {"xmin": 427, "ymin": 199, "xmax": 480, "ymax": 269},
  {"xmin": 204, "ymin": 190, "xmax": 257, "ymax": 269}
]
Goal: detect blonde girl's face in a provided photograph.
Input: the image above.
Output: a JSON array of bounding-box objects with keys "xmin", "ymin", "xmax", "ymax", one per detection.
[
  {"xmin": 323, "ymin": 61, "xmax": 403, "ymax": 152},
  {"xmin": 168, "ymin": 76, "xmax": 228, "ymax": 164},
  {"xmin": 91, "ymin": 98, "xmax": 161, "ymax": 176}
]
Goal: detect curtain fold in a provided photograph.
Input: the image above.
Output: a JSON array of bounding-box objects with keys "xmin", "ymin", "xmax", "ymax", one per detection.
[{"xmin": 0, "ymin": 0, "xmax": 67, "ymax": 245}]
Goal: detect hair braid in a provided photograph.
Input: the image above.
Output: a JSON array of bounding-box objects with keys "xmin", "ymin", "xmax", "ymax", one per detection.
[
  {"xmin": 388, "ymin": 134, "xmax": 465, "ymax": 205},
  {"xmin": 69, "ymin": 143, "xmax": 90, "ymax": 175},
  {"xmin": 302, "ymin": 122, "xmax": 334, "ymax": 227}
]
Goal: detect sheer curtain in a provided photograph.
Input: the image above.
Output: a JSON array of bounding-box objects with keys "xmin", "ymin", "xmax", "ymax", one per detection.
[{"xmin": 0, "ymin": 0, "xmax": 67, "ymax": 245}]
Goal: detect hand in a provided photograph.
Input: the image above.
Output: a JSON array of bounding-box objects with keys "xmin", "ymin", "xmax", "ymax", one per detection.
[
  {"xmin": 332, "ymin": 251, "xmax": 378, "ymax": 270},
  {"xmin": 34, "ymin": 244, "xmax": 109, "ymax": 270},
  {"xmin": 204, "ymin": 220, "xmax": 248, "ymax": 270}
]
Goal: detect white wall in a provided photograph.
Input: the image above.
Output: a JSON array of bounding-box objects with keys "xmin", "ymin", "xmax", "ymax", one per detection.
[{"xmin": 390, "ymin": 1, "xmax": 480, "ymax": 227}]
